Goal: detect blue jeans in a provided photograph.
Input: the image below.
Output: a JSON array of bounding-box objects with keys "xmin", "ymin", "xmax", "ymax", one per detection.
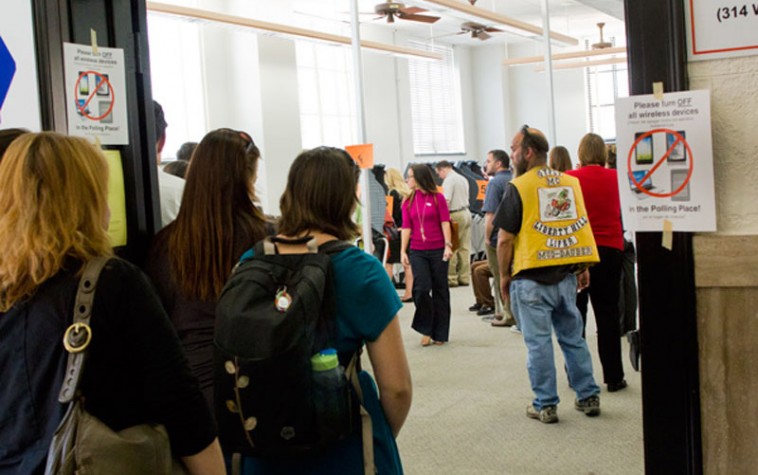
[{"xmin": 510, "ymin": 274, "xmax": 600, "ymax": 410}]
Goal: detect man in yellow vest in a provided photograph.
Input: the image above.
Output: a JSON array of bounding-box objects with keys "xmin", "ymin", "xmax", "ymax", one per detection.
[{"xmin": 494, "ymin": 125, "xmax": 601, "ymax": 424}]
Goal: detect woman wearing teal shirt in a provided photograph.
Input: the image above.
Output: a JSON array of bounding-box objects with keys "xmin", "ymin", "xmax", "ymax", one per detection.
[{"xmin": 242, "ymin": 147, "xmax": 413, "ymax": 474}]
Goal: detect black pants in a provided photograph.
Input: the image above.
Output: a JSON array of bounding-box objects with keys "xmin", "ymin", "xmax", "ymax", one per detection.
[
  {"xmin": 409, "ymin": 248, "xmax": 450, "ymax": 342},
  {"xmin": 576, "ymin": 246, "xmax": 625, "ymax": 385}
]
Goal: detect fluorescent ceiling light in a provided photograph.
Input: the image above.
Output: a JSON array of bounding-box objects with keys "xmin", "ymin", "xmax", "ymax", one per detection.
[
  {"xmin": 504, "ymin": 46, "xmax": 627, "ymax": 66},
  {"xmin": 534, "ymin": 56, "xmax": 627, "ymax": 71},
  {"xmin": 418, "ymin": 0, "xmax": 579, "ymax": 46},
  {"xmin": 146, "ymin": 2, "xmax": 443, "ymax": 61}
]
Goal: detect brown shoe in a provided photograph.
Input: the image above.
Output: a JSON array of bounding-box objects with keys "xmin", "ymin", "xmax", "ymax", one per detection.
[{"xmin": 421, "ymin": 336, "xmax": 432, "ymax": 347}]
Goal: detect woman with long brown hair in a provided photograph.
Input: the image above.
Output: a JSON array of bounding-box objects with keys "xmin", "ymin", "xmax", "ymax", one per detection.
[
  {"xmin": 146, "ymin": 128, "xmax": 269, "ymax": 408},
  {"xmin": 400, "ymin": 164, "xmax": 453, "ymax": 346},
  {"xmin": 238, "ymin": 146, "xmax": 411, "ymax": 474},
  {"xmin": 0, "ymin": 132, "xmax": 224, "ymax": 474}
]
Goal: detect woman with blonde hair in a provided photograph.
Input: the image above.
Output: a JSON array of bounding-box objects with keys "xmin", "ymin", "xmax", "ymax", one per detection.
[
  {"xmin": 0, "ymin": 133, "xmax": 224, "ymax": 474},
  {"xmin": 384, "ymin": 167, "xmax": 414, "ymax": 301}
]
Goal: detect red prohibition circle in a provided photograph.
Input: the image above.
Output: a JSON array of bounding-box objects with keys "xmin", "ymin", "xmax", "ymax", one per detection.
[
  {"xmin": 626, "ymin": 128, "xmax": 694, "ymax": 198},
  {"xmin": 74, "ymin": 70, "xmax": 115, "ymax": 121}
]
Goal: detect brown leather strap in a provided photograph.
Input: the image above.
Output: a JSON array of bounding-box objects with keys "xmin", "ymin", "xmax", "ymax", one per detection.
[
  {"xmin": 346, "ymin": 351, "xmax": 375, "ymax": 475},
  {"xmin": 58, "ymin": 256, "xmax": 110, "ymax": 403}
]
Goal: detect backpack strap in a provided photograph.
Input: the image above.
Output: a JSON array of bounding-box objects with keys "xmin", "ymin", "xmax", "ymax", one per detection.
[
  {"xmin": 346, "ymin": 351, "xmax": 375, "ymax": 475},
  {"xmin": 58, "ymin": 256, "xmax": 110, "ymax": 403},
  {"xmin": 318, "ymin": 239, "xmax": 353, "ymax": 256}
]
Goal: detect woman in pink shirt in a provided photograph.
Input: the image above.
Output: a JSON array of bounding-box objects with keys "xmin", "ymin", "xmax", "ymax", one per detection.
[
  {"xmin": 566, "ymin": 133, "xmax": 627, "ymax": 393},
  {"xmin": 400, "ymin": 164, "xmax": 453, "ymax": 346}
]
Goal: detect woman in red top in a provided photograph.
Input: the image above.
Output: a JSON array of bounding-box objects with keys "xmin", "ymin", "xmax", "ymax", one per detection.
[
  {"xmin": 400, "ymin": 164, "xmax": 453, "ymax": 346},
  {"xmin": 566, "ymin": 133, "xmax": 627, "ymax": 393}
]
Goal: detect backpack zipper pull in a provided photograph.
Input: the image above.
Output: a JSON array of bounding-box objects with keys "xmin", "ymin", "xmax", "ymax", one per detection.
[{"xmin": 274, "ymin": 286, "xmax": 292, "ymax": 312}]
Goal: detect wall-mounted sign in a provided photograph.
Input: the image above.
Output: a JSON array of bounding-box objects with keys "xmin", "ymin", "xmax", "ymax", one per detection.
[
  {"xmin": 63, "ymin": 43, "xmax": 129, "ymax": 145},
  {"xmin": 686, "ymin": 0, "xmax": 758, "ymax": 60},
  {"xmin": 0, "ymin": 0, "xmax": 42, "ymax": 130},
  {"xmin": 614, "ymin": 90, "xmax": 716, "ymax": 232}
]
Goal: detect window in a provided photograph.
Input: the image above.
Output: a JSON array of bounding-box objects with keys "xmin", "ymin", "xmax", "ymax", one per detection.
[
  {"xmin": 147, "ymin": 12, "xmax": 207, "ymax": 161},
  {"xmin": 408, "ymin": 42, "xmax": 464, "ymax": 155},
  {"xmin": 586, "ymin": 61, "xmax": 629, "ymax": 141},
  {"xmin": 296, "ymin": 42, "xmax": 357, "ymax": 149}
]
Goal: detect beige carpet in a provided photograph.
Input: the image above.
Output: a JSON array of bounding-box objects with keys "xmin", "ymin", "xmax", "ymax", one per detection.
[{"xmin": 377, "ymin": 284, "xmax": 644, "ymax": 475}]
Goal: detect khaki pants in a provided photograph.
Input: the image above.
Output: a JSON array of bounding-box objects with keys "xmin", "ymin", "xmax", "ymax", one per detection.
[
  {"xmin": 448, "ymin": 209, "xmax": 471, "ymax": 285},
  {"xmin": 486, "ymin": 244, "xmax": 514, "ymax": 322}
]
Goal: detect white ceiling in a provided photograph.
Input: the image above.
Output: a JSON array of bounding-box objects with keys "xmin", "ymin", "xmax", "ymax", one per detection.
[
  {"xmin": 164, "ymin": 0, "xmax": 626, "ymax": 53},
  {"xmin": 284, "ymin": 0, "xmax": 626, "ymax": 49}
]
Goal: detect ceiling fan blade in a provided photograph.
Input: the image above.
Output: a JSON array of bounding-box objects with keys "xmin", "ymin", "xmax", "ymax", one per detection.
[
  {"xmin": 399, "ymin": 6, "xmax": 427, "ymax": 15},
  {"xmin": 477, "ymin": 31, "xmax": 491, "ymax": 41},
  {"xmin": 484, "ymin": 27, "xmax": 503, "ymax": 33},
  {"xmin": 399, "ymin": 13, "xmax": 441, "ymax": 23}
]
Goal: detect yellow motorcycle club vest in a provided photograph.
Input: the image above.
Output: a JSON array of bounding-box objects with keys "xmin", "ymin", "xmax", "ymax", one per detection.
[{"xmin": 511, "ymin": 166, "xmax": 599, "ymax": 275}]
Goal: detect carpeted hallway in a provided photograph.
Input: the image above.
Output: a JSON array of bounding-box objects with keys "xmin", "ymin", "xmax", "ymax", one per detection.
[{"xmin": 382, "ymin": 284, "xmax": 644, "ymax": 474}]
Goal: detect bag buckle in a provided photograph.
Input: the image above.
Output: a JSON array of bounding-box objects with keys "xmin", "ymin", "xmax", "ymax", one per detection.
[{"xmin": 63, "ymin": 322, "xmax": 92, "ymax": 353}]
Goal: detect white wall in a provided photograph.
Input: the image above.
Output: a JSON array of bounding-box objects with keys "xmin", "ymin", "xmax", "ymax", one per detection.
[
  {"xmin": 689, "ymin": 56, "xmax": 758, "ymax": 234},
  {"xmin": 505, "ymin": 43, "xmax": 588, "ymax": 166},
  {"xmin": 471, "ymin": 44, "xmax": 511, "ymax": 155}
]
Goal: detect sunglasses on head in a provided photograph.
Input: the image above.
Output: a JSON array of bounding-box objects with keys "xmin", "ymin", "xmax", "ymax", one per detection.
[{"xmin": 237, "ymin": 130, "xmax": 257, "ymax": 154}]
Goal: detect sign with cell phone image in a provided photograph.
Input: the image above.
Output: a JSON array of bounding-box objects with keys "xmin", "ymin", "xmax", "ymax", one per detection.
[
  {"xmin": 614, "ymin": 89, "xmax": 716, "ymax": 232},
  {"xmin": 63, "ymin": 43, "xmax": 128, "ymax": 145}
]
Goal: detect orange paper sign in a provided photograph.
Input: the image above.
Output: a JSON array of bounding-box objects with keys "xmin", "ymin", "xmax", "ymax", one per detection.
[
  {"xmin": 476, "ymin": 180, "xmax": 488, "ymax": 201},
  {"xmin": 345, "ymin": 144, "xmax": 374, "ymax": 169}
]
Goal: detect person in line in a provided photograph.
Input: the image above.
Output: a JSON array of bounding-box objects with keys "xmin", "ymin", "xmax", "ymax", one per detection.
[
  {"xmin": 242, "ymin": 146, "xmax": 412, "ymax": 474},
  {"xmin": 435, "ymin": 160, "xmax": 471, "ymax": 287},
  {"xmin": 494, "ymin": 125, "xmax": 601, "ymax": 424},
  {"xmin": 177, "ymin": 141, "xmax": 198, "ymax": 162},
  {"xmin": 384, "ymin": 167, "xmax": 414, "ymax": 302},
  {"xmin": 469, "ymin": 258, "xmax": 497, "ymax": 316},
  {"xmin": 566, "ymin": 133, "xmax": 627, "ymax": 392},
  {"xmin": 401, "ymin": 164, "xmax": 453, "ymax": 346},
  {"xmin": 153, "ymin": 100, "xmax": 185, "ymax": 228},
  {"xmin": 146, "ymin": 128, "xmax": 269, "ymax": 409},
  {"xmin": 549, "ymin": 145, "xmax": 573, "ymax": 172},
  {"xmin": 0, "ymin": 128, "xmax": 29, "ymax": 162},
  {"xmin": 163, "ymin": 159, "xmax": 189, "ymax": 178},
  {"xmin": 481, "ymin": 149, "xmax": 517, "ymax": 328},
  {"xmin": 0, "ymin": 132, "xmax": 224, "ymax": 474}
]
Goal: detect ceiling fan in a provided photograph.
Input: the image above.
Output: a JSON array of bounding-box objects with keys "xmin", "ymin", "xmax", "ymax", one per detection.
[
  {"xmin": 374, "ymin": 2, "xmax": 441, "ymax": 23},
  {"xmin": 591, "ymin": 22, "xmax": 613, "ymax": 49},
  {"xmin": 460, "ymin": 21, "xmax": 503, "ymax": 41}
]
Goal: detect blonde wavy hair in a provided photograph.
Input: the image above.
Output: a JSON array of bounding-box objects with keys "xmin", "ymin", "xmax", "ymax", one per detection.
[
  {"xmin": 384, "ymin": 167, "xmax": 410, "ymax": 199},
  {"xmin": 0, "ymin": 132, "xmax": 112, "ymax": 311}
]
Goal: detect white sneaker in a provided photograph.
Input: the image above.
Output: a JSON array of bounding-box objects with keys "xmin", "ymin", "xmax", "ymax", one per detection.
[{"xmin": 510, "ymin": 326, "xmax": 521, "ymax": 334}]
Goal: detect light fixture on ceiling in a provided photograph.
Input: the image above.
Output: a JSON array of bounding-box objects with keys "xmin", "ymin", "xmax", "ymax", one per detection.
[
  {"xmin": 146, "ymin": 2, "xmax": 443, "ymax": 61},
  {"xmin": 534, "ymin": 56, "xmax": 627, "ymax": 72},
  {"xmin": 417, "ymin": 0, "xmax": 579, "ymax": 46},
  {"xmin": 503, "ymin": 46, "xmax": 627, "ymax": 66}
]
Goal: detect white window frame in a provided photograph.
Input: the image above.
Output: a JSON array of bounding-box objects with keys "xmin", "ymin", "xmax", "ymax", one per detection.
[
  {"xmin": 407, "ymin": 42, "xmax": 465, "ymax": 155},
  {"xmin": 147, "ymin": 12, "xmax": 207, "ymax": 161},
  {"xmin": 295, "ymin": 41, "xmax": 357, "ymax": 149}
]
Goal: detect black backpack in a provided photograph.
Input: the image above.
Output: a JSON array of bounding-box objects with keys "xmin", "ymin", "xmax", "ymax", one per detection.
[{"xmin": 214, "ymin": 237, "xmax": 374, "ymax": 470}]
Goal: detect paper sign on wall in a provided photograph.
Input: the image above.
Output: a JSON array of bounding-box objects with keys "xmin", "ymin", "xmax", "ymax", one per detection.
[
  {"xmin": 614, "ymin": 89, "xmax": 716, "ymax": 232},
  {"xmin": 686, "ymin": 0, "xmax": 758, "ymax": 60},
  {"xmin": 345, "ymin": 144, "xmax": 374, "ymax": 169},
  {"xmin": 63, "ymin": 43, "xmax": 129, "ymax": 145},
  {"xmin": 103, "ymin": 150, "xmax": 127, "ymax": 247}
]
